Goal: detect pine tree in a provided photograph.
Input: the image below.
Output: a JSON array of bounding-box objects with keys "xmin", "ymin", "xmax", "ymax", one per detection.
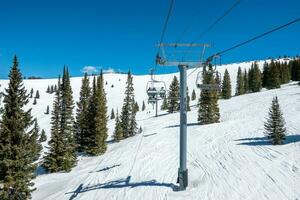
[
  {"xmin": 50, "ymin": 85, "xmax": 54, "ymax": 94},
  {"xmin": 120, "ymin": 71, "xmax": 137, "ymax": 138},
  {"xmin": 110, "ymin": 108, "xmax": 115, "ymax": 119},
  {"xmin": 221, "ymin": 69, "xmax": 232, "ymax": 99},
  {"xmin": 235, "ymin": 67, "xmax": 244, "ymax": 95},
  {"xmin": 262, "ymin": 61, "xmax": 270, "ymax": 88},
  {"xmin": 29, "ymin": 119, "xmax": 42, "ymax": 161},
  {"xmin": 187, "ymin": 88, "xmax": 191, "ymax": 111},
  {"xmin": 250, "ymin": 62, "xmax": 262, "ymax": 92},
  {"xmin": 0, "ymin": 56, "xmax": 37, "ymax": 199},
  {"xmin": 243, "ymin": 69, "xmax": 249, "ymax": 93},
  {"xmin": 47, "ymin": 85, "xmax": 50, "ymax": 93},
  {"xmin": 33, "ymin": 97, "xmax": 37, "ymax": 105},
  {"xmin": 264, "ymin": 96, "xmax": 286, "ymax": 145},
  {"xmin": 43, "ymin": 67, "xmax": 76, "ymax": 172},
  {"xmin": 142, "ymin": 101, "xmax": 146, "ymax": 111},
  {"xmin": 191, "ymin": 89, "xmax": 196, "ymax": 101},
  {"xmin": 35, "ymin": 90, "xmax": 40, "ymax": 99},
  {"xmin": 133, "ymin": 102, "xmax": 139, "ymax": 113},
  {"xmin": 86, "ymin": 71, "xmax": 108, "ymax": 155},
  {"xmin": 113, "ymin": 110, "xmax": 123, "ymax": 142},
  {"xmin": 161, "ymin": 97, "xmax": 168, "ymax": 110},
  {"xmin": 39, "ymin": 129, "xmax": 47, "ymax": 143},
  {"xmin": 167, "ymin": 76, "xmax": 180, "ymax": 113},
  {"xmin": 45, "ymin": 105, "xmax": 50, "ymax": 114},
  {"xmin": 266, "ymin": 60, "xmax": 281, "ymax": 89},
  {"xmin": 198, "ymin": 65, "xmax": 220, "ymax": 124},
  {"xmin": 30, "ymin": 88, "xmax": 34, "ymax": 98},
  {"xmin": 75, "ymin": 73, "xmax": 91, "ymax": 152}
]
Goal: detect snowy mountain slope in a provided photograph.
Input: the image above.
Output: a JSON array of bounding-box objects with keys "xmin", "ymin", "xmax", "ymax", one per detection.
[{"xmin": 0, "ymin": 59, "xmax": 299, "ymax": 200}]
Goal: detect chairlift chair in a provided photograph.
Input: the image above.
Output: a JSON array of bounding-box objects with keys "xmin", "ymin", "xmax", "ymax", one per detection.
[
  {"xmin": 196, "ymin": 70, "xmax": 221, "ymax": 91},
  {"xmin": 146, "ymin": 80, "xmax": 167, "ymax": 103}
]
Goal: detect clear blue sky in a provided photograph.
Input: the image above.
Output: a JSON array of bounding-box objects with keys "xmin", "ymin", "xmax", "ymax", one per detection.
[{"xmin": 0, "ymin": 0, "xmax": 299, "ymax": 78}]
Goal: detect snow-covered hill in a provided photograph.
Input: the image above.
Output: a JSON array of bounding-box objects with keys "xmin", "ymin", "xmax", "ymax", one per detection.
[{"xmin": 0, "ymin": 59, "xmax": 299, "ymax": 200}]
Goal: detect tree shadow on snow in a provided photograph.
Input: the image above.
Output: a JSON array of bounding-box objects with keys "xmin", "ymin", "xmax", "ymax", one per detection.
[
  {"xmin": 236, "ymin": 134, "xmax": 300, "ymax": 146},
  {"xmin": 66, "ymin": 176, "xmax": 178, "ymax": 199}
]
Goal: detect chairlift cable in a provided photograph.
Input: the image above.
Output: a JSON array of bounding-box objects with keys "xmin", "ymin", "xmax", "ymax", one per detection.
[{"xmin": 209, "ymin": 17, "xmax": 300, "ymax": 59}]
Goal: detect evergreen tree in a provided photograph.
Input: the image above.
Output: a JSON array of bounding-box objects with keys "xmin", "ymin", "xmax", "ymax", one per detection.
[
  {"xmin": 85, "ymin": 71, "xmax": 108, "ymax": 155},
  {"xmin": 249, "ymin": 62, "xmax": 262, "ymax": 92},
  {"xmin": 198, "ymin": 65, "xmax": 220, "ymax": 124},
  {"xmin": 30, "ymin": 88, "xmax": 34, "ymax": 98},
  {"xmin": 43, "ymin": 67, "xmax": 76, "ymax": 172},
  {"xmin": 243, "ymin": 69, "xmax": 249, "ymax": 93},
  {"xmin": 35, "ymin": 90, "xmax": 40, "ymax": 99},
  {"xmin": 221, "ymin": 69, "xmax": 232, "ymax": 99},
  {"xmin": 187, "ymin": 89, "xmax": 191, "ymax": 111},
  {"xmin": 266, "ymin": 60, "xmax": 281, "ymax": 89},
  {"xmin": 235, "ymin": 67, "xmax": 244, "ymax": 96},
  {"xmin": 110, "ymin": 108, "xmax": 115, "ymax": 119},
  {"xmin": 142, "ymin": 100, "xmax": 146, "ymax": 111},
  {"xmin": 75, "ymin": 73, "xmax": 91, "ymax": 152},
  {"xmin": 45, "ymin": 105, "xmax": 50, "ymax": 114},
  {"xmin": 133, "ymin": 102, "xmax": 139, "ymax": 113},
  {"xmin": 33, "ymin": 97, "xmax": 37, "ymax": 105},
  {"xmin": 264, "ymin": 96, "xmax": 286, "ymax": 145},
  {"xmin": 113, "ymin": 110, "xmax": 123, "ymax": 142},
  {"xmin": 191, "ymin": 89, "xmax": 196, "ymax": 101},
  {"xmin": 47, "ymin": 85, "xmax": 50, "ymax": 93},
  {"xmin": 0, "ymin": 56, "xmax": 37, "ymax": 199},
  {"xmin": 120, "ymin": 71, "xmax": 137, "ymax": 138},
  {"xmin": 262, "ymin": 61, "xmax": 270, "ymax": 88},
  {"xmin": 50, "ymin": 85, "xmax": 54, "ymax": 94},
  {"xmin": 167, "ymin": 76, "xmax": 180, "ymax": 113},
  {"xmin": 29, "ymin": 119, "xmax": 42, "ymax": 161},
  {"xmin": 39, "ymin": 129, "xmax": 47, "ymax": 143},
  {"xmin": 161, "ymin": 97, "xmax": 168, "ymax": 110}
]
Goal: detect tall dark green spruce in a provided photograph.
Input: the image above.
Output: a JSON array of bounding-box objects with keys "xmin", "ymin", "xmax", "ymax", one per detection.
[
  {"xmin": 262, "ymin": 61, "xmax": 270, "ymax": 88},
  {"xmin": 161, "ymin": 97, "xmax": 168, "ymax": 110},
  {"xmin": 110, "ymin": 108, "xmax": 115, "ymax": 119},
  {"xmin": 249, "ymin": 62, "xmax": 262, "ymax": 92},
  {"xmin": 113, "ymin": 110, "xmax": 123, "ymax": 142},
  {"xmin": 221, "ymin": 69, "xmax": 232, "ymax": 99},
  {"xmin": 167, "ymin": 76, "xmax": 180, "ymax": 113},
  {"xmin": 235, "ymin": 67, "xmax": 244, "ymax": 96},
  {"xmin": 29, "ymin": 119, "xmax": 43, "ymax": 161},
  {"xmin": 243, "ymin": 69, "xmax": 249, "ymax": 93},
  {"xmin": 264, "ymin": 96, "xmax": 286, "ymax": 145},
  {"xmin": 75, "ymin": 73, "xmax": 91, "ymax": 152},
  {"xmin": 264, "ymin": 60, "xmax": 281, "ymax": 89},
  {"xmin": 0, "ymin": 56, "xmax": 39, "ymax": 199},
  {"xmin": 43, "ymin": 67, "xmax": 76, "ymax": 172},
  {"xmin": 91, "ymin": 71, "xmax": 108, "ymax": 155},
  {"xmin": 120, "ymin": 71, "xmax": 137, "ymax": 138},
  {"xmin": 198, "ymin": 65, "xmax": 220, "ymax": 124}
]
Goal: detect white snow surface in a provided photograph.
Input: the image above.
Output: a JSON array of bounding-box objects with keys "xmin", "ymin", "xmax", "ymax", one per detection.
[{"xmin": 0, "ymin": 59, "xmax": 299, "ymax": 200}]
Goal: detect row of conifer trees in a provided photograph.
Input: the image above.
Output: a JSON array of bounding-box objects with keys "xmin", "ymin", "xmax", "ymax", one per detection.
[{"xmin": 0, "ymin": 56, "xmax": 138, "ymax": 199}]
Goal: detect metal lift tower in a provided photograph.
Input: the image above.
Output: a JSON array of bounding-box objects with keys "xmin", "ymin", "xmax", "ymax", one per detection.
[{"xmin": 156, "ymin": 43, "xmax": 210, "ymax": 191}]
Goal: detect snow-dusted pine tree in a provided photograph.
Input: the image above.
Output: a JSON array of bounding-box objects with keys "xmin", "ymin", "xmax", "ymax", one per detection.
[{"xmin": 264, "ymin": 96, "xmax": 286, "ymax": 145}]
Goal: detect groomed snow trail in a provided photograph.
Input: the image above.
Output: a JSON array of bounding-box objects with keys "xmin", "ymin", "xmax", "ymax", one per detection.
[{"xmin": 32, "ymin": 83, "xmax": 300, "ymax": 200}]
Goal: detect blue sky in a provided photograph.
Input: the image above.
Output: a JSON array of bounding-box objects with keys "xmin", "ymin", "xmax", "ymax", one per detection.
[{"xmin": 0, "ymin": 0, "xmax": 299, "ymax": 78}]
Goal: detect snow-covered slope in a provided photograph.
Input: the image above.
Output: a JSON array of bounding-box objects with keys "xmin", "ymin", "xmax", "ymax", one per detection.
[{"xmin": 0, "ymin": 59, "xmax": 299, "ymax": 200}]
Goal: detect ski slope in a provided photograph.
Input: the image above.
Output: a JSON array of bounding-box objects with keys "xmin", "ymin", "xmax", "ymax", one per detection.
[{"xmin": 0, "ymin": 59, "xmax": 299, "ymax": 200}]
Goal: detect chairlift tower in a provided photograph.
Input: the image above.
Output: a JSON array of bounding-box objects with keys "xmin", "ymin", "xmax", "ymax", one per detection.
[{"xmin": 156, "ymin": 43, "xmax": 211, "ymax": 191}]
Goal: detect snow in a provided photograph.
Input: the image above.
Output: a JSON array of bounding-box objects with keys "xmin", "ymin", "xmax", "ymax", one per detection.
[{"xmin": 0, "ymin": 59, "xmax": 299, "ymax": 200}]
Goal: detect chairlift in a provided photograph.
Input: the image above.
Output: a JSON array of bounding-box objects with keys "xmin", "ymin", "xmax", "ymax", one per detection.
[
  {"xmin": 146, "ymin": 80, "xmax": 167, "ymax": 103},
  {"xmin": 196, "ymin": 55, "xmax": 222, "ymax": 91}
]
